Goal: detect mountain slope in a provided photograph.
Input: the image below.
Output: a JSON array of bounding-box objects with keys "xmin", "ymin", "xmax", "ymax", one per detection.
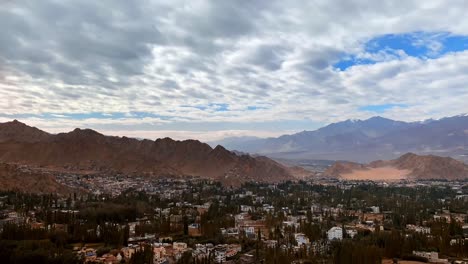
[
  {"xmin": 0, "ymin": 163, "xmax": 73, "ymax": 194},
  {"xmin": 323, "ymin": 153, "xmax": 468, "ymax": 180},
  {"xmin": 0, "ymin": 121, "xmax": 295, "ymax": 186},
  {"xmin": 392, "ymin": 153, "xmax": 468, "ymax": 180}
]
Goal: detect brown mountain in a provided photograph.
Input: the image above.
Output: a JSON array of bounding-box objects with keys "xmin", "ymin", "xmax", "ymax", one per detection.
[
  {"xmin": 0, "ymin": 120, "xmax": 295, "ymax": 187},
  {"xmin": 391, "ymin": 153, "xmax": 468, "ymax": 180},
  {"xmin": 324, "ymin": 153, "xmax": 468, "ymax": 180},
  {"xmin": 0, "ymin": 120, "xmax": 51, "ymax": 143}
]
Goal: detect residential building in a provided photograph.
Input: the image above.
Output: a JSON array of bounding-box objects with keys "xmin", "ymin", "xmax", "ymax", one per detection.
[{"xmin": 327, "ymin": 227, "xmax": 343, "ymax": 241}]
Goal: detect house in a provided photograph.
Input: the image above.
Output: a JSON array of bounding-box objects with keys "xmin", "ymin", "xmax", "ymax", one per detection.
[
  {"xmin": 173, "ymin": 242, "xmax": 188, "ymax": 252},
  {"xmin": 153, "ymin": 246, "xmax": 167, "ymax": 264},
  {"xmin": 102, "ymin": 253, "xmax": 119, "ymax": 264},
  {"xmin": 79, "ymin": 248, "xmax": 97, "ymax": 262},
  {"xmin": 215, "ymin": 249, "xmax": 226, "ymax": 263},
  {"xmin": 413, "ymin": 251, "xmax": 449, "ymax": 263},
  {"xmin": 240, "ymin": 205, "xmax": 254, "ymax": 213},
  {"xmin": 188, "ymin": 223, "xmax": 202, "ymax": 237},
  {"xmin": 294, "ymin": 233, "xmax": 310, "ymax": 246},
  {"xmin": 121, "ymin": 246, "xmax": 136, "ymax": 260},
  {"xmin": 327, "ymin": 227, "xmax": 343, "ymax": 241},
  {"xmin": 406, "ymin": 224, "xmax": 431, "ymax": 234},
  {"xmin": 221, "ymin": 227, "xmax": 239, "ymax": 237},
  {"xmin": 311, "ymin": 204, "xmax": 321, "ymax": 213},
  {"xmin": 311, "ymin": 240, "xmax": 329, "ymax": 255},
  {"xmin": 264, "ymin": 240, "xmax": 278, "ymax": 248},
  {"xmin": 263, "ymin": 204, "xmax": 274, "ymax": 213},
  {"xmin": 463, "ymin": 225, "xmax": 468, "ymax": 236},
  {"xmin": 244, "ymin": 226, "xmax": 256, "ymax": 238},
  {"xmin": 370, "ymin": 206, "xmax": 380, "ymax": 214},
  {"xmin": 361, "ymin": 213, "xmax": 384, "ymax": 223},
  {"xmin": 236, "ymin": 217, "xmax": 268, "ymax": 238},
  {"xmin": 170, "ymin": 215, "xmax": 183, "ymax": 230},
  {"xmin": 195, "ymin": 204, "xmax": 209, "ymax": 215},
  {"xmin": 345, "ymin": 228, "xmax": 357, "ymax": 238},
  {"xmin": 239, "ymin": 254, "xmax": 255, "ymax": 264}
]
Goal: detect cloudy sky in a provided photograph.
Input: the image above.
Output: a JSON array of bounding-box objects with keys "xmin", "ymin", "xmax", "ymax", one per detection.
[{"xmin": 1, "ymin": 0, "xmax": 468, "ymax": 142}]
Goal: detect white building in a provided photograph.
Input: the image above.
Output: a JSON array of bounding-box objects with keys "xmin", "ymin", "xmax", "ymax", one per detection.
[
  {"xmin": 370, "ymin": 206, "xmax": 380, "ymax": 214},
  {"xmin": 346, "ymin": 229, "xmax": 357, "ymax": 238},
  {"xmin": 240, "ymin": 205, "xmax": 254, "ymax": 213},
  {"xmin": 406, "ymin": 224, "xmax": 431, "ymax": 234},
  {"xmin": 413, "ymin": 251, "xmax": 449, "ymax": 263},
  {"xmin": 327, "ymin": 227, "xmax": 343, "ymax": 241},
  {"xmin": 244, "ymin": 226, "xmax": 256, "ymax": 237},
  {"xmin": 294, "ymin": 233, "xmax": 310, "ymax": 246},
  {"xmin": 215, "ymin": 250, "xmax": 226, "ymax": 263},
  {"xmin": 264, "ymin": 240, "xmax": 278, "ymax": 248},
  {"xmin": 263, "ymin": 204, "xmax": 274, "ymax": 213}
]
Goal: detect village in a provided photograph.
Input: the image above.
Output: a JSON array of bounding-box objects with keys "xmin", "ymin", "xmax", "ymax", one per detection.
[{"xmin": 1, "ymin": 176, "xmax": 468, "ymax": 263}]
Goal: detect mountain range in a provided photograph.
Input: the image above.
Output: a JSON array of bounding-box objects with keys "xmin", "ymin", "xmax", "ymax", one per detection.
[
  {"xmin": 0, "ymin": 120, "xmax": 296, "ymax": 189},
  {"xmin": 1, "ymin": 117, "xmax": 467, "ymax": 194},
  {"xmin": 211, "ymin": 115, "xmax": 468, "ymax": 163}
]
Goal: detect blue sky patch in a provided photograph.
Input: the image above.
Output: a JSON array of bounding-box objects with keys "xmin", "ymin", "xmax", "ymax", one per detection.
[
  {"xmin": 185, "ymin": 105, "xmax": 207, "ymax": 111},
  {"xmin": 334, "ymin": 58, "xmax": 376, "ymax": 72},
  {"xmin": 211, "ymin": 103, "xmax": 229, "ymax": 112},
  {"xmin": 334, "ymin": 32, "xmax": 468, "ymax": 70},
  {"xmin": 247, "ymin": 105, "xmax": 269, "ymax": 111},
  {"xmin": 359, "ymin": 104, "xmax": 407, "ymax": 113},
  {"xmin": 182, "ymin": 103, "xmax": 229, "ymax": 112}
]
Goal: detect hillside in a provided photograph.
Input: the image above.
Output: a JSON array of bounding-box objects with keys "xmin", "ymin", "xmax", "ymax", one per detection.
[
  {"xmin": 0, "ymin": 163, "xmax": 73, "ymax": 194},
  {"xmin": 0, "ymin": 121, "xmax": 295, "ymax": 188},
  {"xmin": 0, "ymin": 120, "xmax": 52, "ymax": 143},
  {"xmin": 323, "ymin": 153, "xmax": 468, "ymax": 180}
]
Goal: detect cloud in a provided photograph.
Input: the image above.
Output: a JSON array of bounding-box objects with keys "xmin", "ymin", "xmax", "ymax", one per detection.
[{"xmin": 1, "ymin": 0, "xmax": 468, "ymax": 140}]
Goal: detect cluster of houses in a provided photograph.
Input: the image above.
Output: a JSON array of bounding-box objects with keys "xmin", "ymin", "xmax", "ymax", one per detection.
[
  {"xmin": 78, "ymin": 241, "xmax": 243, "ymax": 264},
  {"xmin": 2, "ymin": 177, "xmax": 468, "ymax": 263}
]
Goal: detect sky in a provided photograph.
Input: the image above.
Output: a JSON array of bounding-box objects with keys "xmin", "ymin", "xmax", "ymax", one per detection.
[{"xmin": 1, "ymin": 0, "xmax": 468, "ymax": 142}]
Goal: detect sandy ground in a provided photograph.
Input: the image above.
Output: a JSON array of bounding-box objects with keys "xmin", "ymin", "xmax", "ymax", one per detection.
[{"xmin": 341, "ymin": 166, "xmax": 410, "ymax": 181}]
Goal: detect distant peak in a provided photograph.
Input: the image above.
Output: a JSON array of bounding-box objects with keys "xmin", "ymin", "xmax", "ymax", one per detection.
[
  {"xmin": 399, "ymin": 152, "xmax": 417, "ymax": 158},
  {"xmin": 5, "ymin": 119, "xmax": 27, "ymax": 126},
  {"xmin": 366, "ymin": 116, "xmax": 395, "ymax": 122},
  {"xmin": 338, "ymin": 116, "xmax": 395, "ymax": 125},
  {"xmin": 0, "ymin": 120, "xmax": 39, "ymax": 130},
  {"xmin": 70, "ymin": 128, "xmax": 103, "ymax": 137},
  {"xmin": 212, "ymin": 145, "xmax": 232, "ymax": 155},
  {"xmin": 213, "ymin": 145, "xmax": 228, "ymax": 151},
  {"xmin": 155, "ymin": 137, "xmax": 176, "ymax": 143},
  {"xmin": 0, "ymin": 120, "xmax": 50, "ymax": 142}
]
